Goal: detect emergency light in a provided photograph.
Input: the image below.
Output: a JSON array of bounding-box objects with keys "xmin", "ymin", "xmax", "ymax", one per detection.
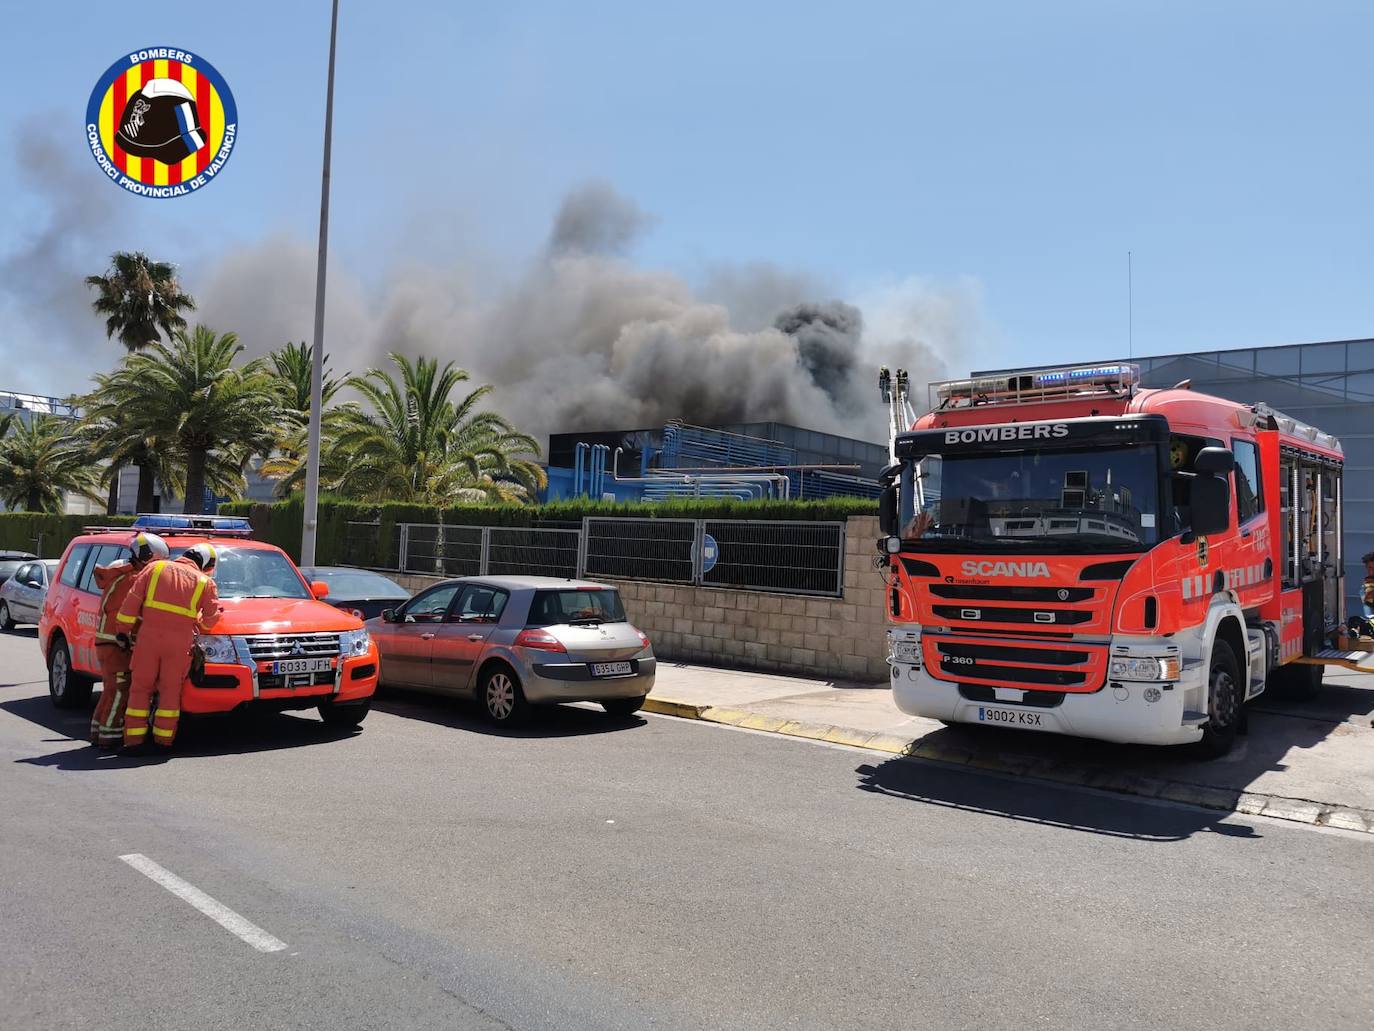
[
  {"xmin": 131, "ymin": 514, "xmax": 253, "ymax": 533},
  {"xmin": 931, "ymin": 363, "xmax": 1140, "ymax": 410}
]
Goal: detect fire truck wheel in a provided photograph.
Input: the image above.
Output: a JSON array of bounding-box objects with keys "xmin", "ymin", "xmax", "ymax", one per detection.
[
  {"xmin": 1269, "ymin": 662, "xmax": 1323, "ymax": 700},
  {"xmin": 0, "ymin": 601, "xmax": 14, "ymax": 631},
  {"xmin": 1197, "ymin": 640, "xmax": 1241, "ymax": 758},
  {"xmin": 48, "ymin": 637, "xmax": 94, "ymax": 710}
]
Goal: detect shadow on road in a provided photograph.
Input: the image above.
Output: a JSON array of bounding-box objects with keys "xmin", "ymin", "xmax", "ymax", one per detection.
[
  {"xmin": 4, "ymin": 691, "xmax": 359, "ymax": 771},
  {"xmin": 373, "ymin": 687, "xmax": 648, "ymax": 739},
  {"xmin": 856, "ymin": 753, "xmax": 1262, "ymax": 842}
]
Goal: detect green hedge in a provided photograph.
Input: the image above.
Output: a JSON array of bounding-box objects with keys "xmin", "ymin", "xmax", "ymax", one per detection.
[
  {"xmin": 0, "ymin": 513, "xmax": 136, "ymax": 559},
  {"xmin": 218, "ymin": 496, "xmax": 878, "ymax": 565}
]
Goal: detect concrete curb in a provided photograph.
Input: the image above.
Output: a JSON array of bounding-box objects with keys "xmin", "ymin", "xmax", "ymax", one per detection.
[{"xmin": 641, "ymin": 696, "xmax": 1374, "ymax": 834}]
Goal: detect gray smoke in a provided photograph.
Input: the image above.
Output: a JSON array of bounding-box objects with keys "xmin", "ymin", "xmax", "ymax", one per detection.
[
  {"xmin": 4, "ymin": 156, "xmax": 970, "ymax": 448},
  {"xmin": 0, "ymin": 119, "xmax": 130, "ymax": 394},
  {"xmin": 191, "ymin": 183, "xmax": 965, "ymax": 445}
]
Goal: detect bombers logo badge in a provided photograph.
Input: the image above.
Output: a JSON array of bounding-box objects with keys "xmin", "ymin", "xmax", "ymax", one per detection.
[{"xmin": 86, "ymin": 47, "xmax": 237, "ymax": 198}]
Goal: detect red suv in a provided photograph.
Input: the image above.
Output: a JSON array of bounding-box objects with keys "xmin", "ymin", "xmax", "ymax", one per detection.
[{"xmin": 39, "ymin": 516, "xmax": 379, "ymax": 728}]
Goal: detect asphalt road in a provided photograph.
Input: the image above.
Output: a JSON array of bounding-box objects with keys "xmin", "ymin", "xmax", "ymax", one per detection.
[{"xmin": 1, "ymin": 628, "xmax": 1371, "ymax": 1031}]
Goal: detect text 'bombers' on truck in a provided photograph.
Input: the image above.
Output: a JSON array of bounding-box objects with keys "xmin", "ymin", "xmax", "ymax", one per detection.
[
  {"xmin": 874, "ymin": 362, "xmax": 1363, "ymax": 757},
  {"xmin": 39, "ymin": 515, "xmax": 379, "ymax": 729}
]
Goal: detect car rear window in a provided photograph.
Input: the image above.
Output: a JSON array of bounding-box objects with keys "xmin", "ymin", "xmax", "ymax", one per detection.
[
  {"xmin": 526, "ymin": 589, "xmax": 627, "ymax": 626},
  {"xmin": 310, "ymin": 570, "xmax": 410, "ymax": 600}
]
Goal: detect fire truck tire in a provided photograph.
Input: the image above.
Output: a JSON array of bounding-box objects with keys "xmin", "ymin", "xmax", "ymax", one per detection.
[
  {"xmin": 48, "ymin": 637, "xmax": 94, "ymax": 710},
  {"xmin": 0, "ymin": 601, "xmax": 14, "ymax": 631},
  {"xmin": 318, "ymin": 699, "xmax": 370, "ymax": 728},
  {"xmin": 1196, "ymin": 640, "xmax": 1241, "ymax": 758},
  {"xmin": 1269, "ymin": 662, "xmax": 1322, "ymax": 700}
]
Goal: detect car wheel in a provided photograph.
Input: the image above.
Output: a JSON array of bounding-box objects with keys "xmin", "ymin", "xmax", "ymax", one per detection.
[
  {"xmin": 1196, "ymin": 640, "xmax": 1241, "ymax": 758},
  {"xmin": 48, "ymin": 638, "xmax": 94, "ymax": 710},
  {"xmin": 0, "ymin": 601, "xmax": 14, "ymax": 632},
  {"xmin": 601, "ymin": 695, "xmax": 647, "ymax": 718},
  {"xmin": 318, "ymin": 699, "xmax": 370, "ymax": 729},
  {"xmin": 481, "ymin": 665, "xmax": 529, "ymax": 725}
]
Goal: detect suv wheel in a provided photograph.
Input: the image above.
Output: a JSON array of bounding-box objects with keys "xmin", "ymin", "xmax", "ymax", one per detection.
[
  {"xmin": 48, "ymin": 638, "xmax": 94, "ymax": 710},
  {"xmin": 318, "ymin": 699, "xmax": 370, "ymax": 729}
]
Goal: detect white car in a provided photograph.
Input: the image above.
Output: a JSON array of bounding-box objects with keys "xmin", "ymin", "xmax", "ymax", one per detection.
[{"xmin": 0, "ymin": 559, "xmax": 59, "ymax": 630}]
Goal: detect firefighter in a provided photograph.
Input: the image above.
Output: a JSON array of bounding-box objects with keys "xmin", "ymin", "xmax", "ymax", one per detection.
[
  {"xmin": 1360, "ymin": 551, "xmax": 1374, "ymax": 638},
  {"xmin": 89, "ymin": 532, "xmax": 170, "ymax": 747},
  {"xmin": 116, "ymin": 542, "xmax": 222, "ymax": 752}
]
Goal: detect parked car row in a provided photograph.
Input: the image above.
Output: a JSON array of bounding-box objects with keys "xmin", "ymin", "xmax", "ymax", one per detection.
[
  {"xmin": 26, "ymin": 519, "xmax": 657, "ymax": 732},
  {"xmin": 0, "ymin": 558, "xmax": 58, "ymax": 631}
]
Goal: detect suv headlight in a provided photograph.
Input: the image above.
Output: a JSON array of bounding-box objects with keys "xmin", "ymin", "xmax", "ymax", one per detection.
[
  {"xmin": 340, "ymin": 628, "xmax": 371, "ymax": 657},
  {"xmin": 196, "ymin": 634, "xmax": 241, "ymax": 665},
  {"xmin": 1109, "ymin": 656, "xmax": 1180, "ymax": 681}
]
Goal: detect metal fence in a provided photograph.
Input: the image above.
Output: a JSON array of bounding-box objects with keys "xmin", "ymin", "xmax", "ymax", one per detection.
[
  {"xmin": 347, "ymin": 517, "xmax": 846, "ymax": 597},
  {"xmin": 582, "ymin": 517, "xmax": 697, "ymax": 584},
  {"xmin": 701, "ymin": 519, "xmax": 845, "ymax": 596}
]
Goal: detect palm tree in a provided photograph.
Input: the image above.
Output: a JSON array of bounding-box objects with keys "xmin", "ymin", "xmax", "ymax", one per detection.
[
  {"xmin": 324, "ymin": 353, "xmax": 545, "ymax": 504},
  {"xmin": 257, "ymin": 342, "xmax": 348, "ymax": 496},
  {"xmin": 85, "ymin": 252, "xmax": 196, "ymax": 352},
  {"xmin": 76, "ymin": 374, "xmax": 182, "ymax": 514},
  {"xmin": 270, "ymin": 341, "xmax": 342, "ymax": 414},
  {"xmin": 0, "ymin": 415, "xmax": 103, "ymax": 513},
  {"xmin": 108, "ymin": 326, "xmax": 284, "ymax": 514}
]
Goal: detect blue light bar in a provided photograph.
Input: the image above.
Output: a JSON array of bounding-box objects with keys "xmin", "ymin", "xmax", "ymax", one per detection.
[
  {"xmin": 1033, "ymin": 365, "xmax": 1129, "ymax": 386},
  {"xmin": 131, "ymin": 514, "xmax": 252, "ymax": 532}
]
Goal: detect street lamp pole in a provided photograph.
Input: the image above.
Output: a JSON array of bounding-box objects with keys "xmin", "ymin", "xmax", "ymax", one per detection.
[{"xmin": 301, "ymin": 0, "xmax": 340, "ymax": 566}]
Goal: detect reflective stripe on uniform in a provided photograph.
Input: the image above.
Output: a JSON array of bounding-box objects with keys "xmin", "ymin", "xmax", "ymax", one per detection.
[
  {"xmin": 142, "ymin": 561, "xmax": 208, "ymax": 619},
  {"xmin": 96, "ymin": 572, "xmax": 130, "ymax": 639},
  {"xmin": 154, "ymin": 709, "xmax": 180, "ymax": 718},
  {"xmin": 116, "ymin": 612, "xmax": 138, "ymax": 624},
  {"xmin": 124, "ymin": 726, "xmax": 147, "ymax": 737},
  {"xmin": 152, "ymin": 727, "xmax": 175, "ymax": 739},
  {"xmin": 126, "ymin": 707, "xmax": 150, "ymax": 718},
  {"xmin": 100, "ymin": 689, "xmax": 125, "ymax": 732}
]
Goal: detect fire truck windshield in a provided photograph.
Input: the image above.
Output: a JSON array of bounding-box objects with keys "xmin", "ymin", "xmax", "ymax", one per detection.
[{"xmin": 905, "ymin": 443, "xmax": 1161, "ymax": 553}]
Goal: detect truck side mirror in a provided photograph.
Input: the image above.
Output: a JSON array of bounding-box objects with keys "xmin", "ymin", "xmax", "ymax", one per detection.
[
  {"xmin": 1189, "ymin": 474, "xmax": 1231, "ymax": 538},
  {"xmin": 1194, "ymin": 446, "xmax": 1235, "ymax": 475},
  {"xmin": 879, "ymin": 484, "xmax": 899, "ymax": 537}
]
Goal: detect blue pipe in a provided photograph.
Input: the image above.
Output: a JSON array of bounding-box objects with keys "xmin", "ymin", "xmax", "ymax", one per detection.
[{"xmin": 574, "ymin": 443, "xmax": 588, "ymax": 497}]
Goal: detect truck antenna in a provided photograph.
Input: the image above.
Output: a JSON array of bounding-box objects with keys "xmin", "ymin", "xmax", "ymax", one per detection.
[{"xmin": 1127, "ymin": 250, "xmax": 1134, "ymax": 360}]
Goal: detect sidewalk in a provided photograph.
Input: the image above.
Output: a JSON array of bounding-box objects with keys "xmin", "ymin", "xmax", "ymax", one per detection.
[{"xmin": 645, "ymin": 662, "xmax": 1374, "ymax": 832}]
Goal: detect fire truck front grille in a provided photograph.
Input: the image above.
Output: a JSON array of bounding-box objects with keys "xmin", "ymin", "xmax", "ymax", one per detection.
[
  {"xmin": 928, "ymin": 638, "xmax": 1106, "ymax": 693},
  {"xmin": 932, "ymin": 605, "xmax": 1092, "ymax": 627},
  {"xmin": 929, "ymin": 584, "xmax": 1095, "ymax": 603},
  {"xmin": 244, "ymin": 633, "xmax": 342, "ymax": 661}
]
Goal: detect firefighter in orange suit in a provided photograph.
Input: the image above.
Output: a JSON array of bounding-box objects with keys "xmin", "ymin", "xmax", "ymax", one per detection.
[
  {"xmin": 89, "ymin": 532, "xmax": 169, "ymax": 747},
  {"xmin": 116, "ymin": 543, "xmax": 222, "ymax": 751}
]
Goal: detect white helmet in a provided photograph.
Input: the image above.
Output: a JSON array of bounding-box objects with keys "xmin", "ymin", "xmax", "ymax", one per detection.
[
  {"xmin": 183, "ymin": 542, "xmax": 218, "ymax": 574},
  {"xmin": 130, "ymin": 531, "xmax": 170, "ymax": 566}
]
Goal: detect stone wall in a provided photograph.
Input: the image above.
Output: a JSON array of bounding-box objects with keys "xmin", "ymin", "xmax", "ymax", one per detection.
[{"xmin": 386, "ymin": 515, "xmax": 890, "ymax": 683}]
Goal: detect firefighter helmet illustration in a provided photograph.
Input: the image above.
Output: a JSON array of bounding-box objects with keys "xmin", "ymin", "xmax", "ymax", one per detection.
[
  {"xmin": 114, "ymin": 78, "xmax": 205, "ymax": 164},
  {"xmin": 86, "ymin": 47, "xmax": 238, "ymax": 198}
]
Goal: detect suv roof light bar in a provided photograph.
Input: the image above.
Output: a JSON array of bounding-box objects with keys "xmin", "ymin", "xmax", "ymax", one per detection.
[{"xmin": 930, "ymin": 363, "xmax": 1140, "ymax": 410}]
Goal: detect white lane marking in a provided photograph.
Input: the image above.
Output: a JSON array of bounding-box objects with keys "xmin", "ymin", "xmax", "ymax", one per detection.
[{"xmin": 119, "ymin": 853, "xmax": 288, "ymax": 953}]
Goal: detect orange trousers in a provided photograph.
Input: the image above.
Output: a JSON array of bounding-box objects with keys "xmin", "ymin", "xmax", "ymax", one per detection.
[
  {"xmin": 91, "ymin": 645, "xmax": 132, "ymax": 748},
  {"xmin": 124, "ymin": 637, "xmax": 191, "ymax": 749}
]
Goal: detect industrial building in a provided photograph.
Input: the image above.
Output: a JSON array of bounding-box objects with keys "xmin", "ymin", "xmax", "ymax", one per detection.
[
  {"xmin": 545, "ymin": 421, "xmax": 887, "ymax": 502},
  {"xmin": 978, "ymin": 337, "xmax": 1374, "ymax": 611}
]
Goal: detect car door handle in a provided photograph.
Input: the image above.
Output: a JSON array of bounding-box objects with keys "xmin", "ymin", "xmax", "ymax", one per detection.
[
  {"xmin": 420, "ymin": 632, "xmax": 436, "ymax": 640},
  {"xmin": 467, "ymin": 634, "xmax": 484, "ymax": 642}
]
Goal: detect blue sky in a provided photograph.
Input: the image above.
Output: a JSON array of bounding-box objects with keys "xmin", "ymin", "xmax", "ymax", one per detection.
[{"xmin": 2, "ymin": 0, "xmax": 1370, "ymax": 404}]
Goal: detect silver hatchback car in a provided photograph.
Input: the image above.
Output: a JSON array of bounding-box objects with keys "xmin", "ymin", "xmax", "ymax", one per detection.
[{"xmin": 369, "ymin": 575, "xmax": 656, "ymax": 724}]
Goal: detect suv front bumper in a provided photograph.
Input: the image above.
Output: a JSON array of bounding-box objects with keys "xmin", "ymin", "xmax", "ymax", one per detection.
[{"xmin": 186, "ymin": 644, "xmax": 380, "ymax": 713}]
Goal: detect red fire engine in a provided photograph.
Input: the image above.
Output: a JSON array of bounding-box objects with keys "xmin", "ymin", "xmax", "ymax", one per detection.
[{"xmin": 876, "ymin": 362, "xmax": 1360, "ymax": 756}]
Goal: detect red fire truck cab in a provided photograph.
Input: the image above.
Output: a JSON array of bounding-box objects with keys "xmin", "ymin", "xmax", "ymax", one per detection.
[{"xmin": 876, "ymin": 363, "xmax": 1351, "ymax": 756}]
